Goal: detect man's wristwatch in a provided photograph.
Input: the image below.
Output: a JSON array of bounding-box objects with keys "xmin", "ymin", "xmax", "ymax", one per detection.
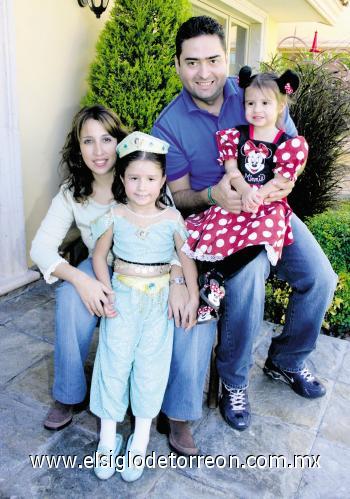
[{"xmin": 169, "ymin": 277, "xmax": 186, "ymax": 285}]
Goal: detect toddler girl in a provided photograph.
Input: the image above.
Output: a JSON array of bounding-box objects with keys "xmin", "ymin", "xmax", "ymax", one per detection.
[{"xmin": 183, "ymin": 66, "xmax": 308, "ymax": 321}]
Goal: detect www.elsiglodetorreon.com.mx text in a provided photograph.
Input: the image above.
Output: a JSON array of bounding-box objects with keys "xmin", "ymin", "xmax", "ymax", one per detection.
[{"xmin": 29, "ymin": 452, "xmax": 321, "ymax": 472}]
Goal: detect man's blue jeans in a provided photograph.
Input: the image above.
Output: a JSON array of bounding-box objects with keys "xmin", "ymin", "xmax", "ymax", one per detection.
[
  {"xmin": 53, "ymin": 259, "xmax": 112, "ymax": 404},
  {"xmin": 161, "ymin": 215, "xmax": 337, "ymax": 420}
]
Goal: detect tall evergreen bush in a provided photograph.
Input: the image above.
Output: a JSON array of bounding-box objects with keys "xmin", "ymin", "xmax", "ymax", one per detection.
[
  {"xmin": 262, "ymin": 53, "xmax": 350, "ymax": 219},
  {"xmin": 82, "ymin": 0, "xmax": 191, "ymax": 132}
]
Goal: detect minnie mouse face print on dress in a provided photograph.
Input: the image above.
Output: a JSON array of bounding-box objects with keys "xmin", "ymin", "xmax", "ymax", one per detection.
[{"xmin": 241, "ymin": 140, "xmax": 272, "ymax": 177}]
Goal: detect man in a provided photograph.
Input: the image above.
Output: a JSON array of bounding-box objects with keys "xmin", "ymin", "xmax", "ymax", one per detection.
[{"xmin": 152, "ymin": 16, "xmax": 337, "ymax": 455}]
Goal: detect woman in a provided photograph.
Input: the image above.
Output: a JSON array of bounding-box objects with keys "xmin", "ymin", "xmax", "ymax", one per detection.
[{"xmin": 31, "ymin": 105, "xmax": 187, "ymax": 430}]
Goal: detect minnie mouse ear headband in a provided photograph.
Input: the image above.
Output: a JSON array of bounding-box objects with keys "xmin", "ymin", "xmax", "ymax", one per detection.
[
  {"xmin": 238, "ymin": 65, "xmax": 300, "ymax": 95},
  {"xmin": 117, "ymin": 131, "xmax": 170, "ymax": 158}
]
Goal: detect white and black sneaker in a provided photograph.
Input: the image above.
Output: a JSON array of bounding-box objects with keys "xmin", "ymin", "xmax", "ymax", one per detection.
[{"xmin": 263, "ymin": 358, "xmax": 326, "ymax": 399}]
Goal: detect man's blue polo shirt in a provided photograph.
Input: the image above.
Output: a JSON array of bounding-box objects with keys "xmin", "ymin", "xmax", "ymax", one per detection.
[{"xmin": 152, "ymin": 77, "xmax": 297, "ymax": 191}]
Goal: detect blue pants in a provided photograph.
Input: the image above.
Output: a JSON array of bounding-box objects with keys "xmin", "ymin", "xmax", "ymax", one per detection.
[
  {"xmin": 161, "ymin": 215, "xmax": 337, "ymax": 420},
  {"xmin": 90, "ymin": 275, "xmax": 173, "ymax": 421},
  {"xmin": 53, "ymin": 259, "xmax": 106, "ymax": 404}
]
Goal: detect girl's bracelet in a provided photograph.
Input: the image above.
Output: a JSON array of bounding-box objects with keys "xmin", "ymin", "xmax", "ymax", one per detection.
[{"xmin": 207, "ymin": 186, "xmax": 217, "ymax": 205}]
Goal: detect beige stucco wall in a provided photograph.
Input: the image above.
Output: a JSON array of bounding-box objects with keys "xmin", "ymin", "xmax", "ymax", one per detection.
[{"xmin": 13, "ymin": 0, "xmax": 112, "ymax": 264}]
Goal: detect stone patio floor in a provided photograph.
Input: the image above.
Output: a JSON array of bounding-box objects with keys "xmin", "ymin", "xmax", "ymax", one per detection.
[{"xmin": 0, "ymin": 278, "xmax": 349, "ymax": 499}]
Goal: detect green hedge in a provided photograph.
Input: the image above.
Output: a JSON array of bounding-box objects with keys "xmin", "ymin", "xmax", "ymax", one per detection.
[{"xmin": 265, "ymin": 202, "xmax": 350, "ymax": 337}]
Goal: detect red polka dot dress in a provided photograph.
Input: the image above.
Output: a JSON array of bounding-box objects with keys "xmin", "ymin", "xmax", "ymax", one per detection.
[{"xmin": 182, "ymin": 125, "xmax": 309, "ymax": 265}]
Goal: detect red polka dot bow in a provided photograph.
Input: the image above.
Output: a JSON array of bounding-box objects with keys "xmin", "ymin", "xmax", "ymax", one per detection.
[{"xmin": 243, "ymin": 140, "xmax": 270, "ymax": 158}]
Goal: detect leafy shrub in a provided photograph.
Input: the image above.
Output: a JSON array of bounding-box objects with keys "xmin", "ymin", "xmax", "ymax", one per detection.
[
  {"xmin": 264, "ymin": 202, "xmax": 350, "ymax": 336},
  {"xmin": 261, "ymin": 53, "xmax": 350, "ymax": 220},
  {"xmin": 82, "ymin": 0, "xmax": 191, "ymax": 132}
]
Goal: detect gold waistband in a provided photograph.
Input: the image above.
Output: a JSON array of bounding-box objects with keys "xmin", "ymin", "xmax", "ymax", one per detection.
[{"xmin": 114, "ymin": 258, "xmax": 170, "ymax": 275}]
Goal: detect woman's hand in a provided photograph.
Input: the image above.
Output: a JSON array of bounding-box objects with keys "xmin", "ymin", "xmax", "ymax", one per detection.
[
  {"xmin": 168, "ymin": 281, "xmax": 189, "ymax": 328},
  {"xmin": 73, "ymin": 272, "xmax": 115, "ymax": 317}
]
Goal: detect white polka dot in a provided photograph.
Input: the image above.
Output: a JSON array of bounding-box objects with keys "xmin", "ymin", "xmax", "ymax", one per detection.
[
  {"xmin": 216, "ymin": 253, "xmax": 223, "ymax": 258},
  {"xmin": 216, "ymin": 228, "xmax": 228, "ymax": 235},
  {"xmin": 240, "ymin": 228, "xmax": 248, "ymax": 235},
  {"xmin": 238, "ymin": 240, "xmax": 244, "ymax": 247},
  {"xmin": 228, "ymin": 248, "xmax": 234, "ymax": 255},
  {"xmin": 277, "ymin": 240, "xmax": 283, "ymax": 247},
  {"xmin": 207, "ymin": 245, "xmax": 213, "ymax": 253},
  {"xmin": 233, "ymin": 225, "xmax": 241, "ymax": 231},
  {"xmin": 278, "ymin": 221, "xmax": 285, "ymax": 228},
  {"xmin": 273, "ymin": 155, "xmax": 277, "ymax": 162},
  {"xmin": 265, "ymin": 219, "xmax": 274, "ymax": 227},
  {"xmin": 229, "ymin": 236, "xmax": 236, "ymax": 243},
  {"xmin": 279, "ymin": 142, "xmax": 286, "ymax": 149},
  {"xmin": 282, "ymin": 152, "xmax": 291, "ymax": 161},
  {"xmin": 286, "ymin": 163, "xmax": 294, "ymax": 168},
  {"xmin": 214, "ymin": 206, "xmax": 221, "ymax": 212},
  {"xmin": 216, "ymin": 239, "xmax": 225, "ymax": 248},
  {"xmin": 199, "ymin": 245, "xmax": 207, "ymax": 252},
  {"xmin": 206, "ymin": 223, "xmax": 214, "ymax": 230},
  {"xmin": 305, "ymin": 143, "xmax": 309, "ymax": 150},
  {"xmin": 296, "ymin": 151, "xmax": 305, "ymax": 160},
  {"xmin": 203, "ymin": 234, "xmax": 212, "ymax": 241},
  {"xmin": 271, "ymin": 210, "xmax": 276, "ymax": 215},
  {"xmin": 288, "ymin": 232, "xmax": 293, "ymax": 239},
  {"xmin": 248, "ymin": 232, "xmax": 257, "ymax": 240},
  {"xmin": 292, "ymin": 138, "xmax": 301, "ymax": 148},
  {"xmin": 252, "ymin": 221, "xmax": 260, "ymax": 228},
  {"xmin": 220, "ymin": 209, "xmax": 229, "ymax": 215},
  {"xmin": 237, "ymin": 215, "xmax": 246, "ymax": 222},
  {"xmin": 251, "ymin": 213, "xmax": 257, "ymax": 218},
  {"xmin": 263, "ymin": 231, "xmax": 272, "ymax": 238},
  {"xmin": 218, "ymin": 218, "xmax": 228, "ymax": 226},
  {"xmin": 283, "ymin": 172, "xmax": 291, "ymax": 178},
  {"xmin": 191, "ymin": 230, "xmax": 199, "ymax": 239}
]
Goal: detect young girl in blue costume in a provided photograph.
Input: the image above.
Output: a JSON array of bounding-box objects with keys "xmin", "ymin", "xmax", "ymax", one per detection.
[
  {"xmin": 183, "ymin": 66, "xmax": 309, "ymax": 321},
  {"xmin": 90, "ymin": 132, "xmax": 199, "ymax": 482}
]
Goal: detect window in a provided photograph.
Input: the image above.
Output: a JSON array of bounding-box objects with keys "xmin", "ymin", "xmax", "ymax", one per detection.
[{"xmin": 192, "ymin": 2, "xmax": 249, "ymax": 76}]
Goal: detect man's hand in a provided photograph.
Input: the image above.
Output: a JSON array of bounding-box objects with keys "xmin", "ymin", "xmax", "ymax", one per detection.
[
  {"xmin": 211, "ymin": 172, "xmax": 243, "ymax": 214},
  {"xmin": 266, "ymin": 178, "xmax": 295, "ymax": 202}
]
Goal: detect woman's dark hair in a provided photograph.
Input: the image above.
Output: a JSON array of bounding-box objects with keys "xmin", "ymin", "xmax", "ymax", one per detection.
[
  {"xmin": 176, "ymin": 16, "xmax": 225, "ymax": 61},
  {"xmin": 112, "ymin": 150, "xmax": 173, "ymax": 209},
  {"xmin": 60, "ymin": 105, "xmax": 129, "ymax": 202}
]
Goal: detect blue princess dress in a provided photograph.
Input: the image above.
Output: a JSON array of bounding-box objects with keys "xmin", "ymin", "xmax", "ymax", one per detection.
[{"xmin": 89, "ymin": 206, "xmax": 188, "ymax": 422}]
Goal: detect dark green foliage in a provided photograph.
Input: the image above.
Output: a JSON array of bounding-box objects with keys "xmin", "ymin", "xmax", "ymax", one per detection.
[
  {"xmin": 82, "ymin": 0, "xmax": 191, "ymax": 132},
  {"xmin": 261, "ymin": 53, "xmax": 350, "ymax": 219},
  {"xmin": 305, "ymin": 202, "xmax": 350, "ymax": 274},
  {"xmin": 264, "ymin": 202, "xmax": 350, "ymax": 337}
]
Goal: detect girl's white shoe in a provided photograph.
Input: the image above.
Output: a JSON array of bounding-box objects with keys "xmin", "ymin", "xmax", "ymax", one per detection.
[
  {"xmin": 121, "ymin": 434, "xmax": 146, "ymax": 482},
  {"xmin": 94, "ymin": 433, "xmax": 123, "ymax": 480}
]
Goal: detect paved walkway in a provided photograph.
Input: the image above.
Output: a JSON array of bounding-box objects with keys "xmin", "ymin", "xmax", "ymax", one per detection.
[{"xmin": 0, "ymin": 279, "xmax": 349, "ymax": 498}]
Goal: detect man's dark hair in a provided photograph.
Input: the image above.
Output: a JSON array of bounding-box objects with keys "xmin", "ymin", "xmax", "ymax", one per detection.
[{"xmin": 175, "ymin": 16, "xmax": 225, "ymax": 61}]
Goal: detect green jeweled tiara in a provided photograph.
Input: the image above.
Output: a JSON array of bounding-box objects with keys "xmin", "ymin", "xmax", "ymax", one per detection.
[{"xmin": 117, "ymin": 131, "xmax": 169, "ymax": 158}]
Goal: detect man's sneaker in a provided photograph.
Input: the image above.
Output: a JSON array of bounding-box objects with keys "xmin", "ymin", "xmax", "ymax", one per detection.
[
  {"xmin": 263, "ymin": 358, "xmax": 326, "ymax": 399},
  {"xmin": 219, "ymin": 385, "xmax": 251, "ymax": 431},
  {"xmin": 44, "ymin": 401, "xmax": 73, "ymax": 430}
]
